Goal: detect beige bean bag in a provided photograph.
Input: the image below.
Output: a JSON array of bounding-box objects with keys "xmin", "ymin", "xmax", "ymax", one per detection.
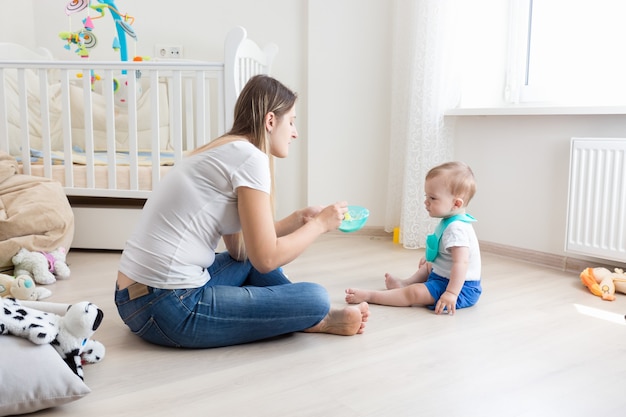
[{"xmin": 0, "ymin": 151, "xmax": 74, "ymax": 269}]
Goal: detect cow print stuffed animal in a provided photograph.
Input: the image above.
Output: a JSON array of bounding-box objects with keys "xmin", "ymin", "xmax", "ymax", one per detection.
[{"xmin": 0, "ymin": 298, "xmax": 105, "ymax": 379}]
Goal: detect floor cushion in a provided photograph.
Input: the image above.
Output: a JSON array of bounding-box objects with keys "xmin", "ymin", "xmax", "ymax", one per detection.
[
  {"xmin": 0, "ymin": 151, "xmax": 74, "ymax": 269},
  {"xmin": 0, "ymin": 336, "xmax": 90, "ymax": 416}
]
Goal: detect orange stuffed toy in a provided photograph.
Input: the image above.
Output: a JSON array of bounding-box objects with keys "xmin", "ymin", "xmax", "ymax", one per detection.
[{"xmin": 580, "ymin": 267, "xmax": 626, "ymax": 301}]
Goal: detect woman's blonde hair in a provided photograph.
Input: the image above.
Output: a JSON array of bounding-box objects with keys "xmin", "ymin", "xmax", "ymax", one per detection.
[
  {"xmin": 192, "ymin": 75, "xmax": 297, "ymax": 156},
  {"xmin": 189, "ymin": 76, "xmax": 297, "ymax": 258},
  {"xmin": 426, "ymin": 161, "xmax": 476, "ymax": 205},
  {"xmin": 228, "ymin": 74, "xmax": 297, "ymax": 154}
]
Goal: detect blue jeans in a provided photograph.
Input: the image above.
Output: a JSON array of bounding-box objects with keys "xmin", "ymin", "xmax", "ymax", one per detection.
[{"xmin": 115, "ymin": 252, "xmax": 331, "ymax": 348}]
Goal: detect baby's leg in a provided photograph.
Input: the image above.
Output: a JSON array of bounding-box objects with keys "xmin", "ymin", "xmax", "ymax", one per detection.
[
  {"xmin": 344, "ymin": 288, "xmax": 374, "ymax": 304},
  {"xmin": 346, "ymin": 283, "xmax": 435, "ymax": 307},
  {"xmin": 384, "ymin": 273, "xmax": 405, "ymax": 289},
  {"xmin": 385, "ymin": 262, "xmax": 431, "ymax": 289}
]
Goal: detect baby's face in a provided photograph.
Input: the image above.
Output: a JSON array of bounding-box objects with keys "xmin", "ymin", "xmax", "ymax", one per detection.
[{"xmin": 423, "ymin": 176, "xmax": 458, "ymax": 218}]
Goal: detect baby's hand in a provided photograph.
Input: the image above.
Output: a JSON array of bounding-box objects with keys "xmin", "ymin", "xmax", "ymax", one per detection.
[{"xmin": 435, "ymin": 290, "xmax": 457, "ymax": 315}]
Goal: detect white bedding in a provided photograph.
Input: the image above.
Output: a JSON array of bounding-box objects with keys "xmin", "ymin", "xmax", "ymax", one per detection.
[
  {"xmin": 22, "ymin": 164, "xmax": 172, "ymax": 192},
  {"xmin": 4, "ymin": 67, "xmax": 171, "ymax": 156}
]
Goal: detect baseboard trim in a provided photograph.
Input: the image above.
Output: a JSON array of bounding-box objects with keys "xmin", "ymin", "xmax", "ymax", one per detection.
[
  {"xmin": 337, "ymin": 227, "xmax": 625, "ymax": 273},
  {"xmin": 329, "ymin": 226, "xmax": 393, "ymax": 239},
  {"xmin": 478, "ymin": 241, "xmax": 625, "ymax": 273}
]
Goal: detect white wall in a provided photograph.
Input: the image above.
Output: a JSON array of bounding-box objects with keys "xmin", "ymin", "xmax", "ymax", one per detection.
[
  {"xmin": 454, "ymin": 115, "xmax": 626, "ymax": 257},
  {"xmin": 307, "ymin": 0, "xmax": 391, "ymax": 223},
  {"xmin": 0, "ymin": 0, "xmax": 35, "ymax": 47}
]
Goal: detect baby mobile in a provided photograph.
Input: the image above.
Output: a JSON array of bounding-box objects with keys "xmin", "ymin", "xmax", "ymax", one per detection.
[
  {"xmin": 59, "ymin": 0, "xmax": 141, "ymax": 103},
  {"xmin": 59, "ymin": 0, "xmax": 137, "ymax": 61}
]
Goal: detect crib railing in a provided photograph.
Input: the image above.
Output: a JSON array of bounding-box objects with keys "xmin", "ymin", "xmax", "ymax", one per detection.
[{"xmin": 0, "ymin": 60, "xmax": 225, "ymax": 198}]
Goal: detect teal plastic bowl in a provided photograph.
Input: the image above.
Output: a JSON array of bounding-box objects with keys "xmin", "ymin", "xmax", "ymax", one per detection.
[{"xmin": 339, "ymin": 206, "xmax": 370, "ymax": 233}]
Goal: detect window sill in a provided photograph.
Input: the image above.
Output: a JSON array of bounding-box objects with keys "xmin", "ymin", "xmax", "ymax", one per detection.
[{"xmin": 445, "ymin": 104, "xmax": 626, "ymax": 116}]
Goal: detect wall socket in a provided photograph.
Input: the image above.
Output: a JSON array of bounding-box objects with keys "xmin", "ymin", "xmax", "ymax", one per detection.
[{"xmin": 155, "ymin": 44, "xmax": 183, "ymax": 59}]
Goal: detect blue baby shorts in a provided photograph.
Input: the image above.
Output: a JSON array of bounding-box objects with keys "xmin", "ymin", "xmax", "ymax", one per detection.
[{"xmin": 424, "ymin": 271, "xmax": 482, "ymax": 310}]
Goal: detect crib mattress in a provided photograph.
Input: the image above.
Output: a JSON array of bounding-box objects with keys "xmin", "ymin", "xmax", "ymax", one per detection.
[{"xmin": 21, "ymin": 164, "xmax": 173, "ymax": 194}]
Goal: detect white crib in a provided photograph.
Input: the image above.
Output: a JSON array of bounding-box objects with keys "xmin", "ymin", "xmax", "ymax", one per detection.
[{"xmin": 0, "ymin": 26, "xmax": 278, "ymax": 249}]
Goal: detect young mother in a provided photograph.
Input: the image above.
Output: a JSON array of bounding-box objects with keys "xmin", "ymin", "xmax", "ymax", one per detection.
[{"xmin": 115, "ymin": 75, "xmax": 369, "ymax": 348}]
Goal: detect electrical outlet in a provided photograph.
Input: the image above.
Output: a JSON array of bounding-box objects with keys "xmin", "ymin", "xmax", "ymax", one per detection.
[{"xmin": 155, "ymin": 44, "xmax": 183, "ymax": 59}]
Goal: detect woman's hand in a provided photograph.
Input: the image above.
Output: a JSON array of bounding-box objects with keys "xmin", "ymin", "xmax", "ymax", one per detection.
[
  {"xmin": 299, "ymin": 205, "xmax": 324, "ymax": 224},
  {"xmin": 239, "ymin": 186, "xmax": 349, "ymax": 273},
  {"xmin": 275, "ymin": 205, "xmax": 324, "ymax": 237},
  {"xmin": 313, "ymin": 201, "xmax": 348, "ymax": 232}
]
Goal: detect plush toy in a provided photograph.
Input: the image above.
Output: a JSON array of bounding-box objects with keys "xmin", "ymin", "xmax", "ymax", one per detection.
[
  {"xmin": 0, "ymin": 298, "xmax": 105, "ymax": 379},
  {"xmin": 580, "ymin": 267, "xmax": 626, "ymax": 301},
  {"xmin": 12, "ymin": 247, "xmax": 71, "ymax": 285},
  {"xmin": 0, "ymin": 273, "xmax": 52, "ymax": 300}
]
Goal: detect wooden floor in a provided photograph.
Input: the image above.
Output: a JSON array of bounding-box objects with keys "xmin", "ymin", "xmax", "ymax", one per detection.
[{"xmin": 33, "ymin": 233, "xmax": 626, "ymax": 417}]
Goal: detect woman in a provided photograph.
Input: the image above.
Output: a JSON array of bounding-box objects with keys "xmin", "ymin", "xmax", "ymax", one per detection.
[{"xmin": 115, "ymin": 75, "xmax": 369, "ymax": 348}]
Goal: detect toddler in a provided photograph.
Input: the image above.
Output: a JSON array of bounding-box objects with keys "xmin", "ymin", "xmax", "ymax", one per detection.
[{"xmin": 345, "ymin": 161, "xmax": 482, "ymax": 315}]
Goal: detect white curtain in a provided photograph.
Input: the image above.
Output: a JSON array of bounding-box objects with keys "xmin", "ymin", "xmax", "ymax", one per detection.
[{"xmin": 385, "ymin": 0, "xmax": 458, "ymax": 248}]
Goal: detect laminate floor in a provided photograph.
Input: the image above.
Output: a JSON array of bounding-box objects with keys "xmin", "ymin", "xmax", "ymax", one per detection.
[{"xmin": 31, "ymin": 233, "xmax": 626, "ymax": 417}]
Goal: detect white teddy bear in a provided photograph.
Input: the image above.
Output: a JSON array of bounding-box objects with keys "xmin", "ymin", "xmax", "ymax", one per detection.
[{"xmin": 12, "ymin": 247, "xmax": 71, "ymax": 285}]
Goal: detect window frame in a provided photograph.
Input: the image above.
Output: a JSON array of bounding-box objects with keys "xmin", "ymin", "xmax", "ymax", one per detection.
[{"xmin": 512, "ymin": 0, "xmax": 626, "ymax": 106}]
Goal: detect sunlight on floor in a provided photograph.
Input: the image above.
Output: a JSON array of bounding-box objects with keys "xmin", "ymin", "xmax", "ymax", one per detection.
[{"xmin": 574, "ymin": 304, "xmax": 626, "ymax": 326}]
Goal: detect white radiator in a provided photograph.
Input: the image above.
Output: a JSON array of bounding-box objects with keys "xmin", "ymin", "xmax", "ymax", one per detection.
[{"xmin": 566, "ymin": 138, "xmax": 626, "ymax": 262}]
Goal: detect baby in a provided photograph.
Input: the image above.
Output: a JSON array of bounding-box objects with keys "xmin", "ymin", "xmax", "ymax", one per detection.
[{"xmin": 345, "ymin": 161, "xmax": 482, "ymax": 315}]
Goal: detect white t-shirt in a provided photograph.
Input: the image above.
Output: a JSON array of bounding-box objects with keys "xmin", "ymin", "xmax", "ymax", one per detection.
[
  {"xmin": 118, "ymin": 141, "xmax": 271, "ymax": 289},
  {"xmin": 431, "ymin": 221, "xmax": 481, "ymax": 281}
]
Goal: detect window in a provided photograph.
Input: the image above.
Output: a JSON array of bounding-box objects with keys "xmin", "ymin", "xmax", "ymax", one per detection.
[{"xmin": 518, "ymin": 0, "xmax": 626, "ymax": 105}]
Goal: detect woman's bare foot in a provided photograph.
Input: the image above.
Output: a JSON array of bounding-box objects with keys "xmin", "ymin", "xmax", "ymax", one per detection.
[
  {"xmin": 344, "ymin": 288, "xmax": 373, "ymax": 304},
  {"xmin": 304, "ymin": 302, "xmax": 369, "ymax": 335},
  {"xmin": 384, "ymin": 273, "xmax": 405, "ymax": 289}
]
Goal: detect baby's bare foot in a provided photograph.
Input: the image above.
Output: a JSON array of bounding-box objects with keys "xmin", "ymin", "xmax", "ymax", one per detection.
[
  {"xmin": 344, "ymin": 288, "xmax": 372, "ymax": 304},
  {"xmin": 304, "ymin": 302, "xmax": 370, "ymax": 335},
  {"xmin": 384, "ymin": 273, "xmax": 405, "ymax": 289}
]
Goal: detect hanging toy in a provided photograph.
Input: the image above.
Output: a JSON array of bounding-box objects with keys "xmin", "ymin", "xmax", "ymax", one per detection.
[
  {"xmin": 60, "ymin": 0, "xmax": 98, "ymax": 58},
  {"xmin": 59, "ymin": 0, "xmax": 138, "ymax": 62},
  {"xmin": 59, "ymin": 0, "xmax": 141, "ymax": 106},
  {"xmin": 90, "ymin": 0, "xmax": 141, "ymax": 105},
  {"xmin": 59, "ymin": 29, "xmax": 97, "ymax": 57},
  {"xmin": 76, "ymin": 70, "xmax": 102, "ymax": 90},
  {"xmin": 65, "ymin": 0, "xmax": 89, "ymax": 15},
  {"xmin": 90, "ymin": 0, "xmax": 138, "ymax": 63}
]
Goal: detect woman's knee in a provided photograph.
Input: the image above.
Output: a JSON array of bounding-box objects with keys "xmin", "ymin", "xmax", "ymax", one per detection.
[{"xmin": 298, "ymin": 282, "xmax": 330, "ymax": 313}]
